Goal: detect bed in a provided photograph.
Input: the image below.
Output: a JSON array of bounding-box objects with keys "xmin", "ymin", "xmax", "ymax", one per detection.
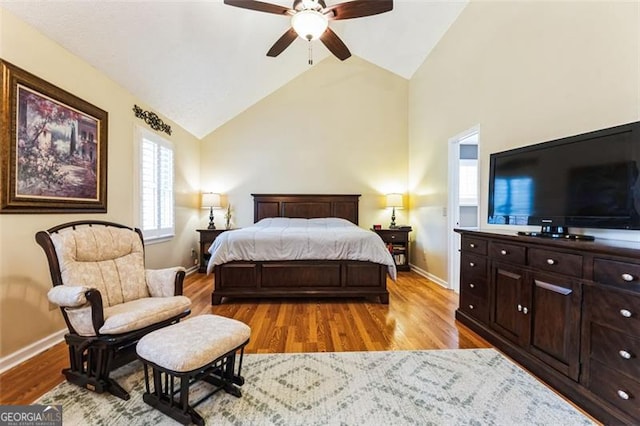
[{"xmin": 207, "ymin": 194, "xmax": 394, "ymax": 305}]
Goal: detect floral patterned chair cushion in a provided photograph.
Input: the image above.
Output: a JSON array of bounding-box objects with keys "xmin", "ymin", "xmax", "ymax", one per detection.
[{"xmin": 46, "ymin": 225, "xmax": 190, "ymax": 336}]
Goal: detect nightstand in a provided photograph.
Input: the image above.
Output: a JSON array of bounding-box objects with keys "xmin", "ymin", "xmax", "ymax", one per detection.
[
  {"xmin": 372, "ymin": 228, "xmax": 412, "ymax": 271},
  {"xmin": 196, "ymin": 229, "xmax": 231, "ymax": 273}
]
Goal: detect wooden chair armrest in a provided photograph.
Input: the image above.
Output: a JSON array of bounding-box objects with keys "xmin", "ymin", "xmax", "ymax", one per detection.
[
  {"xmin": 85, "ymin": 289, "xmax": 105, "ymax": 335},
  {"xmin": 174, "ymin": 270, "xmax": 186, "ymax": 296}
]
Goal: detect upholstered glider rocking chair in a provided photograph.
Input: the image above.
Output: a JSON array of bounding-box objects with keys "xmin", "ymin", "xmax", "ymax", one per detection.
[{"xmin": 36, "ymin": 220, "xmax": 192, "ymax": 400}]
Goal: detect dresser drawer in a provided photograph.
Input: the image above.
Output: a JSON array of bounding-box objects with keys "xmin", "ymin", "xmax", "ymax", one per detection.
[
  {"xmin": 589, "ymin": 359, "xmax": 640, "ymax": 419},
  {"xmin": 459, "ymin": 291, "xmax": 489, "ymax": 323},
  {"xmin": 460, "ymin": 275, "xmax": 488, "ymax": 300},
  {"xmin": 378, "ymin": 231, "xmax": 408, "ymax": 243},
  {"xmin": 590, "ymin": 323, "xmax": 640, "ymax": 379},
  {"xmin": 461, "ymin": 236, "xmax": 487, "ymax": 255},
  {"xmin": 594, "ymin": 258, "xmax": 640, "ymax": 291},
  {"xmin": 461, "ymin": 254, "xmax": 488, "ymax": 299},
  {"xmin": 489, "ymin": 242, "xmax": 526, "ymax": 265},
  {"xmin": 528, "ymin": 248, "xmax": 582, "ymax": 277},
  {"xmin": 586, "ymin": 286, "xmax": 640, "ymax": 335},
  {"xmin": 461, "ymin": 254, "xmax": 487, "ymax": 278}
]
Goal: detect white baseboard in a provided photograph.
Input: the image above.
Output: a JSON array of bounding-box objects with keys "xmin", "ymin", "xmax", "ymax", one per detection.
[
  {"xmin": 0, "ymin": 329, "xmax": 66, "ymax": 374},
  {"xmin": 185, "ymin": 265, "xmax": 198, "ymax": 275},
  {"xmin": 409, "ymin": 264, "xmax": 450, "ymax": 289}
]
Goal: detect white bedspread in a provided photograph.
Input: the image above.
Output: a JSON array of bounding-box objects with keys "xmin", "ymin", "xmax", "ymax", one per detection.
[{"xmin": 206, "ymin": 217, "xmax": 397, "ymax": 280}]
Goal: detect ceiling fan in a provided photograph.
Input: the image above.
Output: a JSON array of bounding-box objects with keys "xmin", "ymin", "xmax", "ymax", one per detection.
[{"xmin": 224, "ymin": 0, "xmax": 394, "ymax": 63}]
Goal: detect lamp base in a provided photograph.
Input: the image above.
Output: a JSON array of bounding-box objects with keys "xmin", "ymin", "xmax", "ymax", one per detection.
[
  {"xmin": 389, "ymin": 206, "xmax": 397, "ymax": 229},
  {"xmin": 208, "ymin": 207, "xmax": 216, "ymax": 230}
]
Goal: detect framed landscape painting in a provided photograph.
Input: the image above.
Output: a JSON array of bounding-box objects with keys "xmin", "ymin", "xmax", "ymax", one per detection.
[{"xmin": 0, "ymin": 60, "xmax": 108, "ymax": 213}]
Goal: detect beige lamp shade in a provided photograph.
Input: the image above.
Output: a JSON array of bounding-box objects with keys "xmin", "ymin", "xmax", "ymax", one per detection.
[
  {"xmin": 386, "ymin": 193, "xmax": 404, "ymax": 209},
  {"xmin": 201, "ymin": 192, "xmax": 221, "ymax": 209}
]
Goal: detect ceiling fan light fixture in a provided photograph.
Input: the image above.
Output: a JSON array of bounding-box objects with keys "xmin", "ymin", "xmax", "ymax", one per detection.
[
  {"xmin": 291, "ymin": 10, "xmax": 328, "ymax": 41},
  {"xmin": 225, "ymin": 0, "xmax": 392, "ymax": 61}
]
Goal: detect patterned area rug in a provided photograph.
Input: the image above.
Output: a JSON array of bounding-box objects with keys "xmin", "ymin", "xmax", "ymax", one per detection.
[{"xmin": 37, "ymin": 349, "xmax": 594, "ymax": 425}]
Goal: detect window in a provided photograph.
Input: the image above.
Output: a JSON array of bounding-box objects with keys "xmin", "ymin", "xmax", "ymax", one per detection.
[
  {"xmin": 458, "ymin": 159, "xmax": 478, "ymax": 205},
  {"xmin": 137, "ymin": 128, "xmax": 174, "ymax": 242}
]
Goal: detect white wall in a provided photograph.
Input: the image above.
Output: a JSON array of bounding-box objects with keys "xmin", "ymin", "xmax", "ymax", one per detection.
[
  {"xmin": 0, "ymin": 7, "xmax": 201, "ymax": 357},
  {"xmin": 200, "ymin": 56, "xmax": 410, "ymax": 230},
  {"xmin": 408, "ymin": 1, "xmax": 640, "ymax": 284}
]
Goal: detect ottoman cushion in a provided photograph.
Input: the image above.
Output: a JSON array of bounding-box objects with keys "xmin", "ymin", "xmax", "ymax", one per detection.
[{"xmin": 137, "ymin": 314, "xmax": 250, "ymax": 373}]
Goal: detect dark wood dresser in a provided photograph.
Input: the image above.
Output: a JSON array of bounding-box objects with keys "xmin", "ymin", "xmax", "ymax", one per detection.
[{"xmin": 455, "ymin": 229, "xmax": 640, "ymax": 424}]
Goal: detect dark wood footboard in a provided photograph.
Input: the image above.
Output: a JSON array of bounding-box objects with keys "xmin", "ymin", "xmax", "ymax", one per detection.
[
  {"xmin": 212, "ymin": 260, "xmax": 389, "ymax": 305},
  {"xmin": 211, "ymin": 194, "xmax": 390, "ymax": 305}
]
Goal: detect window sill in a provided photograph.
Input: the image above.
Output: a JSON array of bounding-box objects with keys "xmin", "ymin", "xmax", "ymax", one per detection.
[{"xmin": 144, "ymin": 234, "xmax": 174, "ymax": 245}]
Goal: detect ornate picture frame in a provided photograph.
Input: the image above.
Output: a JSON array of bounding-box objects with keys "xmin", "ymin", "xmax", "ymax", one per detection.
[{"xmin": 0, "ymin": 60, "xmax": 108, "ymax": 213}]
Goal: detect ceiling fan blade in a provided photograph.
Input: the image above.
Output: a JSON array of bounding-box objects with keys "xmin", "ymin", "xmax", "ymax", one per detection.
[
  {"xmin": 325, "ymin": 0, "xmax": 393, "ymax": 20},
  {"xmin": 320, "ymin": 28, "xmax": 351, "ymax": 61},
  {"xmin": 267, "ymin": 28, "xmax": 298, "ymax": 57},
  {"xmin": 224, "ymin": 0, "xmax": 291, "ymax": 15}
]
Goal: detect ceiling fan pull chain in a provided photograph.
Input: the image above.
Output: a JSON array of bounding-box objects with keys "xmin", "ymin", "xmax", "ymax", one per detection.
[{"xmin": 308, "ymin": 41, "xmax": 313, "ymax": 65}]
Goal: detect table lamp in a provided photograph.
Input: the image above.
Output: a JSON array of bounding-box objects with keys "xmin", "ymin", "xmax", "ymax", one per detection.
[
  {"xmin": 386, "ymin": 193, "xmax": 403, "ymax": 229},
  {"xmin": 201, "ymin": 192, "xmax": 221, "ymax": 229}
]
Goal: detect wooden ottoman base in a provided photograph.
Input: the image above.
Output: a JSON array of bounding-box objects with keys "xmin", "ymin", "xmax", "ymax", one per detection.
[
  {"xmin": 140, "ymin": 344, "xmax": 246, "ymax": 425},
  {"xmin": 136, "ymin": 315, "xmax": 251, "ymax": 425}
]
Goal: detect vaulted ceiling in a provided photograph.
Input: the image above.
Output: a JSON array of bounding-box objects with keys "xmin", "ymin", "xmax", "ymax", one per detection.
[{"xmin": 1, "ymin": 0, "xmax": 467, "ymax": 138}]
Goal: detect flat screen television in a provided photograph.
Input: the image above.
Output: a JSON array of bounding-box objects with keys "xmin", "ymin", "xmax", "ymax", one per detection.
[{"xmin": 487, "ymin": 121, "xmax": 640, "ymax": 240}]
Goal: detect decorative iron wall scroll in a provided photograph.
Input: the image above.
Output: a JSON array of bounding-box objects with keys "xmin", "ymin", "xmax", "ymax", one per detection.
[{"xmin": 133, "ymin": 105, "xmax": 172, "ymax": 135}]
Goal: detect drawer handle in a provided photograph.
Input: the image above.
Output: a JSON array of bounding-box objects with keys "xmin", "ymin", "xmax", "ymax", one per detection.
[
  {"xmin": 469, "ymin": 243, "xmax": 476, "ymax": 248},
  {"xmin": 469, "ymin": 304, "xmax": 474, "ymax": 310},
  {"xmin": 617, "ymin": 390, "xmax": 630, "ymax": 400},
  {"xmin": 619, "ymin": 350, "xmax": 632, "ymax": 360},
  {"xmin": 469, "ymin": 262, "xmax": 475, "ymax": 267},
  {"xmin": 621, "ymin": 273, "xmax": 635, "ymax": 282},
  {"xmin": 546, "ymin": 258, "xmax": 556, "ymax": 265},
  {"xmin": 391, "ymin": 235, "xmax": 396, "ymax": 239},
  {"xmin": 469, "ymin": 283, "xmax": 475, "ymax": 289},
  {"xmin": 517, "ymin": 304, "xmax": 522, "ymax": 312},
  {"xmin": 500, "ymin": 249, "xmax": 508, "ymax": 255},
  {"xmin": 620, "ymin": 309, "xmax": 633, "ymax": 318},
  {"xmin": 522, "ymin": 307, "xmax": 528, "ymax": 315}
]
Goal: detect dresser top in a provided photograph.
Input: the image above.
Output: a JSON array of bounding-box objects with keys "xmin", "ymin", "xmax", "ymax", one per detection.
[{"xmin": 455, "ymin": 228, "xmax": 640, "ymax": 259}]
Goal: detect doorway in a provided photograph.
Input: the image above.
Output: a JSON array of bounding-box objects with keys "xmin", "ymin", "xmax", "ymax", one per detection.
[{"xmin": 447, "ymin": 127, "xmax": 480, "ymax": 292}]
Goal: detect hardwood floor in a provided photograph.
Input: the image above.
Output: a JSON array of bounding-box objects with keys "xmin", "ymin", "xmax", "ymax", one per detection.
[{"xmin": 0, "ymin": 271, "xmax": 489, "ymax": 405}]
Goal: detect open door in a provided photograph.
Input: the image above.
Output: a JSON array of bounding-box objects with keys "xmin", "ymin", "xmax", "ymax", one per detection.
[{"xmin": 448, "ymin": 127, "xmax": 479, "ymax": 292}]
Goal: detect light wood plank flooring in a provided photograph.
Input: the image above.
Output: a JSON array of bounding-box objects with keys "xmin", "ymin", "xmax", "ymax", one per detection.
[{"xmin": 0, "ymin": 271, "xmax": 489, "ymax": 405}]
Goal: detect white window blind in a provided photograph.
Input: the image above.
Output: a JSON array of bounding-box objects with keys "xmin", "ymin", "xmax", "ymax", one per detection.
[{"xmin": 139, "ymin": 132, "xmax": 174, "ymax": 241}]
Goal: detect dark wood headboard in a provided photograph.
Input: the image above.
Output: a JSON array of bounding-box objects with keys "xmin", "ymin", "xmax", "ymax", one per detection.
[{"xmin": 252, "ymin": 194, "xmax": 360, "ymax": 225}]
